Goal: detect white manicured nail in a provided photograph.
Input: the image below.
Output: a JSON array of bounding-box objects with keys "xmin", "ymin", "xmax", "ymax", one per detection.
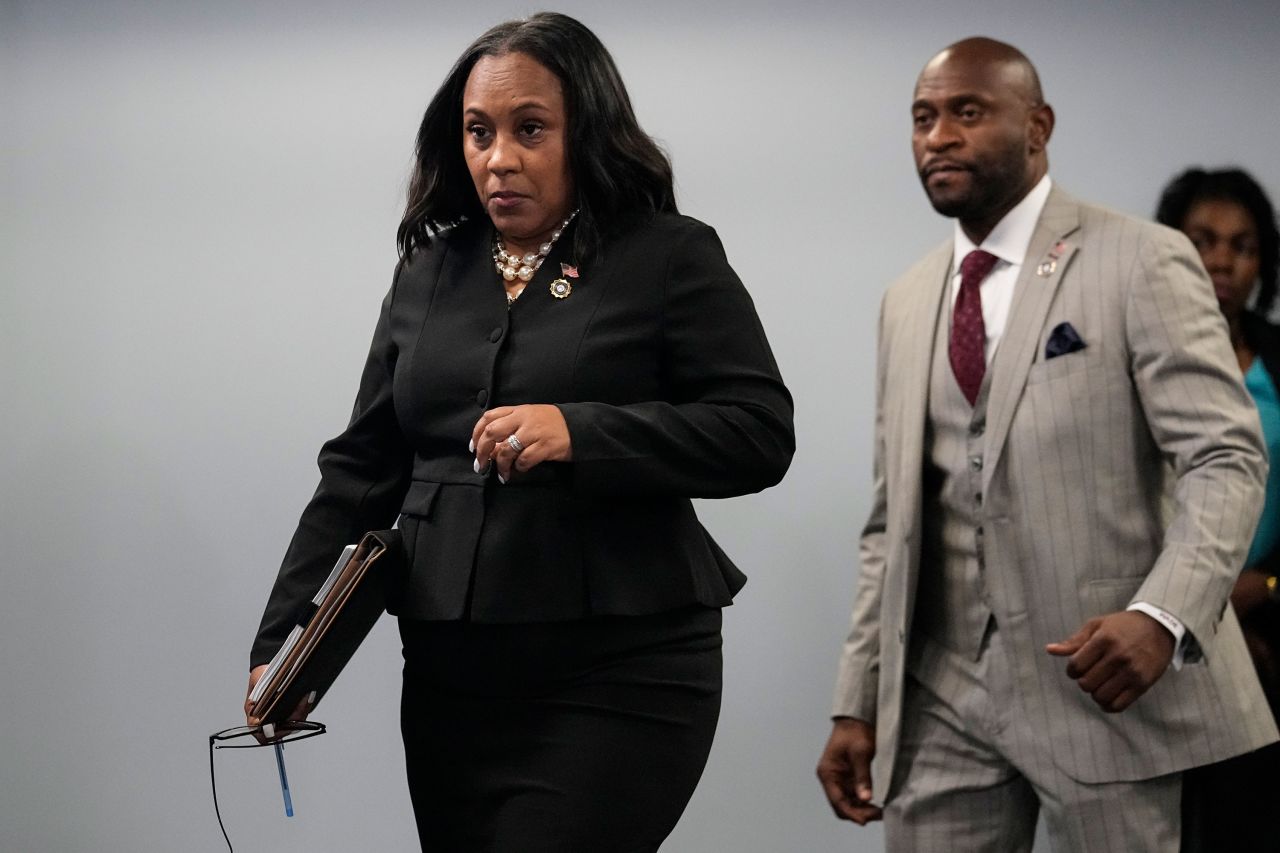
[
  {"xmin": 473, "ymin": 458, "xmax": 481, "ymax": 474},
  {"xmin": 498, "ymin": 474, "xmax": 507, "ymax": 485},
  {"xmin": 468, "ymin": 438, "xmax": 474, "ymax": 453}
]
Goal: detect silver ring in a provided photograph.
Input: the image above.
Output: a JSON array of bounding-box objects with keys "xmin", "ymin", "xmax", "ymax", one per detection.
[{"xmin": 506, "ymin": 434, "xmax": 525, "ymax": 453}]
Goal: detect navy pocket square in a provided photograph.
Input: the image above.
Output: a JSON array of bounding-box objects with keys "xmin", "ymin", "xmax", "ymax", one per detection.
[{"xmin": 1045, "ymin": 322, "xmax": 1086, "ymax": 359}]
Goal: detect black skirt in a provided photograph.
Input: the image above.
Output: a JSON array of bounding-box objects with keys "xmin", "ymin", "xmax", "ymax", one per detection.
[{"xmin": 399, "ymin": 605, "xmax": 723, "ymax": 852}]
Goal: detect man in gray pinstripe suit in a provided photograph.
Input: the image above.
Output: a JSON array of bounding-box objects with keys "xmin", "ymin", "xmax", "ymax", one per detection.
[{"xmin": 817, "ymin": 37, "xmax": 1278, "ymax": 852}]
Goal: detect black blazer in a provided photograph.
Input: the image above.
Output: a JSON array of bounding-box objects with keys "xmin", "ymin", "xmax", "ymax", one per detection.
[
  {"xmin": 252, "ymin": 214, "xmax": 795, "ymax": 665},
  {"xmin": 1244, "ymin": 311, "xmax": 1280, "ymax": 398}
]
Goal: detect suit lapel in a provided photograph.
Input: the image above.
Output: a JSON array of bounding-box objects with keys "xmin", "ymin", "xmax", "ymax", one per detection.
[
  {"xmin": 982, "ymin": 188, "xmax": 1082, "ymax": 492},
  {"xmin": 887, "ymin": 242, "xmax": 950, "ymax": 654},
  {"xmin": 442, "ymin": 221, "xmax": 507, "ymax": 314},
  {"xmin": 893, "ymin": 242, "xmax": 951, "ymax": 542}
]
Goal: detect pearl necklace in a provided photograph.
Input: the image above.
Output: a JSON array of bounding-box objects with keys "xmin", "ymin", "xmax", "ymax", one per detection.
[{"xmin": 492, "ymin": 210, "xmax": 578, "ymax": 294}]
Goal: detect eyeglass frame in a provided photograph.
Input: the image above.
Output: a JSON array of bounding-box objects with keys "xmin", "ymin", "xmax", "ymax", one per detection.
[{"xmin": 208, "ymin": 720, "xmax": 327, "ymax": 852}]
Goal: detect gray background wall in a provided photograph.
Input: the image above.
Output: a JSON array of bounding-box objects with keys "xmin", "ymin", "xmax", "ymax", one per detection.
[{"xmin": 3, "ymin": 0, "xmax": 1278, "ymax": 850}]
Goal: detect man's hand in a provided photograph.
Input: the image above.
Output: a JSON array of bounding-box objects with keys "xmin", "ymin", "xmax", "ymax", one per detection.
[
  {"xmin": 816, "ymin": 717, "xmax": 883, "ymax": 825},
  {"xmin": 1046, "ymin": 610, "xmax": 1175, "ymax": 713}
]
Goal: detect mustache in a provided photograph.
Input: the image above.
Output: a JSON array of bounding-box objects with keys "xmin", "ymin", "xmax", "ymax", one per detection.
[{"xmin": 919, "ymin": 160, "xmax": 971, "ymax": 177}]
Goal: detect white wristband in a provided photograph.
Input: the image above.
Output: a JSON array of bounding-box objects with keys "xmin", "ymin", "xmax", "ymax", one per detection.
[{"xmin": 1127, "ymin": 601, "xmax": 1187, "ymax": 670}]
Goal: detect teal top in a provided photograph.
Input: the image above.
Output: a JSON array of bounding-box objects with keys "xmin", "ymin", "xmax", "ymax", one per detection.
[{"xmin": 1245, "ymin": 356, "xmax": 1280, "ymax": 568}]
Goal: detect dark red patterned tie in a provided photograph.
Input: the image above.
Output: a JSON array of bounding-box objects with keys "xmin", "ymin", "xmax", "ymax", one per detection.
[{"xmin": 950, "ymin": 250, "xmax": 999, "ymax": 406}]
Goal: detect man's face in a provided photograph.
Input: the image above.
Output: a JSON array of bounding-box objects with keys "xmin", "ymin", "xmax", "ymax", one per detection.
[{"xmin": 910, "ymin": 54, "xmax": 1040, "ymax": 227}]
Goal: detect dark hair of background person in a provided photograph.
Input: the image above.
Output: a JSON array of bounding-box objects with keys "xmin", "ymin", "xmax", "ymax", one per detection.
[
  {"xmin": 396, "ymin": 12, "xmax": 677, "ymax": 262},
  {"xmin": 1156, "ymin": 167, "xmax": 1280, "ymax": 316}
]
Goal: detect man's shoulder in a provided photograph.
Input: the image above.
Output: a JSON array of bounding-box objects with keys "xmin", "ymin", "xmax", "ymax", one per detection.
[
  {"xmin": 1072, "ymin": 195, "xmax": 1151, "ymax": 231},
  {"xmin": 883, "ymin": 239, "xmax": 951, "ymax": 309},
  {"xmin": 1050, "ymin": 189, "xmax": 1189, "ymax": 254}
]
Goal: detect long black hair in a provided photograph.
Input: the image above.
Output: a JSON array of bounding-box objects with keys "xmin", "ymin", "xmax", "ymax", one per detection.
[
  {"xmin": 1156, "ymin": 167, "xmax": 1279, "ymax": 316},
  {"xmin": 396, "ymin": 12, "xmax": 677, "ymax": 262}
]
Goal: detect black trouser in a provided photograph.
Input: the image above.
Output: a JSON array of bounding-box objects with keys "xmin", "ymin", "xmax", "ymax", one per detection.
[
  {"xmin": 1181, "ymin": 740, "xmax": 1280, "ymax": 853},
  {"xmin": 400, "ymin": 605, "xmax": 722, "ymax": 852}
]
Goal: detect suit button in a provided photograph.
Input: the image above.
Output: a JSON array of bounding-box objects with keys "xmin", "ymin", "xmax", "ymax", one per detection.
[
  {"xmin": 476, "ymin": 389, "xmax": 488, "ymax": 407},
  {"xmin": 970, "ymin": 423, "xmax": 985, "ymax": 436},
  {"xmin": 489, "ymin": 327, "xmax": 503, "ymax": 343},
  {"xmin": 969, "ymin": 455, "xmax": 983, "ymax": 471},
  {"xmin": 974, "ymin": 492, "xmax": 982, "ymax": 504}
]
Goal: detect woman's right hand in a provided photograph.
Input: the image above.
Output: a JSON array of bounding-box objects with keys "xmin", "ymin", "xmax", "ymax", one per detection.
[
  {"xmin": 244, "ymin": 664, "xmax": 316, "ymax": 742},
  {"xmin": 244, "ymin": 664, "xmax": 269, "ymax": 727}
]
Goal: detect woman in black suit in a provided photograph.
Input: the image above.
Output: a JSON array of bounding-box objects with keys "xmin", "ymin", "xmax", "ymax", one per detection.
[{"xmin": 244, "ymin": 12, "xmax": 794, "ymax": 851}]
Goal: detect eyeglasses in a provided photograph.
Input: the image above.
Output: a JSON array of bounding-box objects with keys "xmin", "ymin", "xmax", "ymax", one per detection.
[{"xmin": 208, "ymin": 721, "xmax": 326, "ymax": 852}]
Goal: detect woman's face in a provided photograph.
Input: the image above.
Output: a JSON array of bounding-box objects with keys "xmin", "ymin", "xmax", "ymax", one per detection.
[
  {"xmin": 1182, "ymin": 198, "xmax": 1261, "ymax": 318},
  {"xmin": 462, "ymin": 52, "xmax": 574, "ymax": 253}
]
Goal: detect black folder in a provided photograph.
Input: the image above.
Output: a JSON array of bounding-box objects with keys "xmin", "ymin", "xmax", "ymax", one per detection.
[{"xmin": 249, "ymin": 530, "xmax": 401, "ymax": 725}]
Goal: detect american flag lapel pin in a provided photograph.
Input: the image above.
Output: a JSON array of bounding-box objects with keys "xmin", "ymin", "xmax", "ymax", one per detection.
[{"xmin": 1037, "ymin": 240, "xmax": 1069, "ymax": 277}]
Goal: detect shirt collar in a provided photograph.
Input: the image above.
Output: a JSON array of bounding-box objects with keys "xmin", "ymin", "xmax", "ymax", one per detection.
[{"xmin": 952, "ymin": 175, "xmax": 1053, "ymax": 271}]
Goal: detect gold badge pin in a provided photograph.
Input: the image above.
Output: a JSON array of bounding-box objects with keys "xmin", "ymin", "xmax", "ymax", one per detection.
[{"xmin": 550, "ymin": 262, "xmax": 578, "ymax": 299}]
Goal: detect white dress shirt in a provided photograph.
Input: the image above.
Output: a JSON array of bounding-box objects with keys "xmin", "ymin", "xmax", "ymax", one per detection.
[
  {"xmin": 949, "ymin": 174, "xmax": 1053, "ymax": 364},
  {"xmin": 952, "ymin": 175, "xmax": 1189, "ymax": 667}
]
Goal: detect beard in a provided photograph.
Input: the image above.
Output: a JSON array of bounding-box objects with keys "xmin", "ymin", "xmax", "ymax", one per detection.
[{"xmin": 919, "ymin": 134, "xmax": 1031, "ymax": 224}]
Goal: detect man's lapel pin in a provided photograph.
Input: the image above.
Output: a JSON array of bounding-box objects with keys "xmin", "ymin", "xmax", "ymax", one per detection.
[{"xmin": 1037, "ymin": 240, "xmax": 1070, "ymax": 278}]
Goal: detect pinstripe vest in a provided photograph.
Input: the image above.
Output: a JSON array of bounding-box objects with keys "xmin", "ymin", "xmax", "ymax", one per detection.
[{"xmin": 913, "ymin": 288, "xmax": 994, "ymax": 660}]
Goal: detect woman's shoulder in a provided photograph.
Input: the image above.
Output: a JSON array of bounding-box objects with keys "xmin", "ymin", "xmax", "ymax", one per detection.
[
  {"xmin": 398, "ymin": 219, "xmax": 487, "ymax": 279},
  {"xmin": 623, "ymin": 211, "xmax": 717, "ymax": 241},
  {"xmin": 609, "ymin": 213, "xmax": 726, "ymax": 262}
]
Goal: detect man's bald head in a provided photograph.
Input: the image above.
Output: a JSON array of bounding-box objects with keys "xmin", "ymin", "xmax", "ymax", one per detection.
[
  {"xmin": 920, "ymin": 37, "xmax": 1045, "ymax": 107},
  {"xmin": 911, "ymin": 37, "xmax": 1055, "ymax": 242}
]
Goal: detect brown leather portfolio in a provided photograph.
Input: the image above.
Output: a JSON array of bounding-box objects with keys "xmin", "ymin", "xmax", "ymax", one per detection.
[{"xmin": 249, "ymin": 529, "xmax": 402, "ymax": 725}]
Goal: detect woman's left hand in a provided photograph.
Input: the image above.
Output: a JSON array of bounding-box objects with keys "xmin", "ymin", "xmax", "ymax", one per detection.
[{"xmin": 471, "ymin": 404, "xmax": 573, "ymax": 482}]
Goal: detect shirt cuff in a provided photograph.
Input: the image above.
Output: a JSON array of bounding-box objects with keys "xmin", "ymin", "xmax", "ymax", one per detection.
[{"xmin": 1127, "ymin": 601, "xmax": 1187, "ymax": 670}]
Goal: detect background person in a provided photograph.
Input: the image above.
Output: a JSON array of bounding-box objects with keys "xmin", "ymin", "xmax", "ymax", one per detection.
[
  {"xmin": 244, "ymin": 12, "xmax": 794, "ymax": 850},
  {"xmin": 1157, "ymin": 166, "xmax": 1280, "ymax": 853}
]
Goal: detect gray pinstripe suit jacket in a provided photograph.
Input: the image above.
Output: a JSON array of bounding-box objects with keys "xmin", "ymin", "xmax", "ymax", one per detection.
[{"xmin": 833, "ymin": 187, "xmax": 1280, "ymax": 796}]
